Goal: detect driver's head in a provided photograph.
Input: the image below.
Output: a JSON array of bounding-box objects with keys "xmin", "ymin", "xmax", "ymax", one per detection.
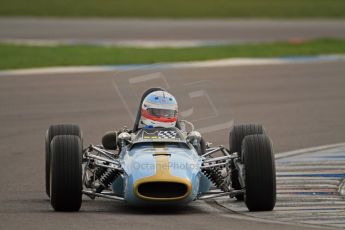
[{"xmin": 141, "ymin": 91, "xmax": 178, "ymax": 128}]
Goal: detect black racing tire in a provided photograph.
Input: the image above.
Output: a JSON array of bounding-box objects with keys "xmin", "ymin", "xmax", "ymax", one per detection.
[
  {"xmin": 242, "ymin": 134, "xmax": 276, "ymax": 211},
  {"xmin": 230, "ymin": 124, "xmax": 265, "ymax": 156},
  {"xmin": 229, "ymin": 124, "xmax": 264, "ymax": 201},
  {"xmin": 195, "ymin": 137, "xmax": 207, "ymax": 156},
  {"xmin": 102, "ymin": 131, "xmax": 117, "ymax": 150},
  {"xmin": 45, "ymin": 124, "xmax": 82, "ymax": 197},
  {"xmin": 50, "ymin": 135, "xmax": 82, "ymax": 211}
]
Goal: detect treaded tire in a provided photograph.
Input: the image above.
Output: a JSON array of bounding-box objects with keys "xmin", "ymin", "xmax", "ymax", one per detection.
[
  {"xmin": 45, "ymin": 124, "xmax": 82, "ymax": 197},
  {"xmin": 50, "ymin": 135, "xmax": 82, "ymax": 211},
  {"xmin": 195, "ymin": 137, "xmax": 207, "ymax": 156},
  {"xmin": 230, "ymin": 124, "xmax": 264, "ymax": 155},
  {"xmin": 102, "ymin": 131, "xmax": 117, "ymax": 150},
  {"xmin": 229, "ymin": 124, "xmax": 264, "ymax": 200},
  {"xmin": 242, "ymin": 134, "xmax": 276, "ymax": 211}
]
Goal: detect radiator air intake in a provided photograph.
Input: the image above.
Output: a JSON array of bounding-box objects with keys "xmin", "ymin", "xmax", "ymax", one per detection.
[{"xmin": 137, "ymin": 182, "xmax": 188, "ymax": 199}]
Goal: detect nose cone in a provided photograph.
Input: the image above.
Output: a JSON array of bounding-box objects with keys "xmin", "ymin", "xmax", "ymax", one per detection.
[
  {"xmin": 134, "ymin": 154, "xmax": 193, "ymax": 201},
  {"xmin": 124, "ymin": 144, "xmax": 201, "ymax": 204}
]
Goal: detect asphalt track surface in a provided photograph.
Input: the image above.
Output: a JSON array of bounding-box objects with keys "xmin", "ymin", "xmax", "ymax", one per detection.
[
  {"xmin": 217, "ymin": 144, "xmax": 345, "ymax": 228},
  {"xmin": 1, "ymin": 18, "xmax": 345, "ymax": 45},
  {"xmin": 1, "ymin": 61, "xmax": 345, "ymax": 230}
]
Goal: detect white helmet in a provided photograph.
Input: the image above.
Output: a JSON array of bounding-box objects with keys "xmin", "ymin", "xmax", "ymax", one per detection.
[{"xmin": 140, "ymin": 91, "xmax": 178, "ymax": 128}]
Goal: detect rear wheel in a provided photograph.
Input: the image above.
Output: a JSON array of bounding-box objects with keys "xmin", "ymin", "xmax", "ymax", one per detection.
[
  {"xmin": 242, "ymin": 134, "xmax": 276, "ymax": 211},
  {"xmin": 229, "ymin": 124, "xmax": 264, "ymax": 200},
  {"xmin": 50, "ymin": 135, "xmax": 82, "ymax": 211},
  {"xmin": 45, "ymin": 124, "xmax": 82, "ymax": 197}
]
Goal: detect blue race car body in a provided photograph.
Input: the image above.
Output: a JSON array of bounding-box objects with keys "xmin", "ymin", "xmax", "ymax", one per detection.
[{"xmin": 111, "ymin": 127, "xmax": 211, "ymax": 205}]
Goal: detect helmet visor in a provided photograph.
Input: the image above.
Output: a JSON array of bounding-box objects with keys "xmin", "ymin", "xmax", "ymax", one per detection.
[{"xmin": 147, "ymin": 108, "xmax": 177, "ymax": 118}]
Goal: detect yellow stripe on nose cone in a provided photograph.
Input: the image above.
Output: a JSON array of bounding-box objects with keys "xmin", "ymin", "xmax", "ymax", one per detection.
[
  {"xmin": 133, "ymin": 146, "xmax": 192, "ymax": 201},
  {"xmin": 155, "ymin": 155, "xmax": 170, "ymax": 176}
]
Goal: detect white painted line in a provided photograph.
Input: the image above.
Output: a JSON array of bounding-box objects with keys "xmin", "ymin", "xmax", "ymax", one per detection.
[
  {"xmin": 215, "ymin": 142, "xmax": 345, "ymax": 229},
  {"xmin": 0, "ymin": 66, "xmax": 117, "ymax": 76},
  {"xmin": 278, "ymin": 162, "xmax": 345, "ymax": 166},
  {"xmin": 273, "ymin": 211, "xmax": 345, "ymax": 216},
  {"xmin": 270, "ymin": 206, "xmax": 345, "ymax": 211},
  {"xmin": 253, "ymin": 209, "xmax": 345, "ymax": 215},
  {"xmin": 1, "ymin": 55, "xmax": 345, "ymax": 76},
  {"xmin": 277, "ymin": 194, "xmax": 341, "ymax": 199},
  {"xmin": 275, "ymin": 142, "xmax": 345, "ymax": 159},
  {"xmin": 339, "ymin": 179, "xmax": 345, "ymax": 196},
  {"xmin": 279, "ymin": 216, "xmax": 345, "ymax": 221},
  {"xmin": 276, "ymin": 177, "xmax": 340, "ymax": 181},
  {"xmin": 276, "ymin": 201, "xmax": 345, "ymax": 206},
  {"xmin": 277, "ymin": 165, "xmax": 345, "ymax": 170},
  {"xmin": 0, "ymin": 38, "xmax": 232, "ymax": 48},
  {"xmin": 277, "ymin": 182, "xmax": 340, "ymax": 186},
  {"xmin": 277, "ymin": 184, "xmax": 338, "ymax": 189},
  {"xmin": 302, "ymin": 220, "xmax": 345, "ymax": 225}
]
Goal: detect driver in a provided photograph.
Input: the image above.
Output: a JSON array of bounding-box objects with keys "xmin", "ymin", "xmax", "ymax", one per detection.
[
  {"xmin": 102, "ymin": 89, "xmax": 205, "ymax": 155},
  {"xmin": 140, "ymin": 90, "xmax": 178, "ymax": 128},
  {"xmin": 139, "ymin": 90, "xmax": 205, "ymax": 155}
]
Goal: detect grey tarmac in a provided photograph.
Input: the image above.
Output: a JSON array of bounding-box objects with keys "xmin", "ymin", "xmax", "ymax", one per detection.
[
  {"xmin": 1, "ymin": 18, "xmax": 345, "ymax": 45},
  {"xmin": 1, "ymin": 61, "xmax": 345, "ymax": 230}
]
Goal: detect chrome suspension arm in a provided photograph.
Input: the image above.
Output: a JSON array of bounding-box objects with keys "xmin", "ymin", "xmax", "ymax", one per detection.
[
  {"xmin": 89, "ymin": 145, "xmax": 118, "ymax": 161},
  {"xmin": 202, "ymin": 155, "xmax": 236, "ymax": 164},
  {"xmin": 83, "ymin": 144, "xmax": 122, "ymax": 169},
  {"xmin": 198, "ymin": 189, "xmax": 245, "ymax": 200},
  {"xmin": 82, "ymin": 190, "xmax": 124, "ymax": 201},
  {"xmin": 202, "ymin": 145, "xmax": 233, "ymax": 158}
]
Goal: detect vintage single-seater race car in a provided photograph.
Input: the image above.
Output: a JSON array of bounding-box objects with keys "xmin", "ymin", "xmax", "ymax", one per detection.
[{"xmin": 45, "ymin": 88, "xmax": 276, "ymax": 212}]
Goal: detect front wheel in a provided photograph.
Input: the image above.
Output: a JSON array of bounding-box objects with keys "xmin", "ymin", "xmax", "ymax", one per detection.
[
  {"xmin": 50, "ymin": 135, "xmax": 82, "ymax": 211},
  {"xmin": 229, "ymin": 124, "xmax": 265, "ymax": 201},
  {"xmin": 45, "ymin": 124, "xmax": 82, "ymax": 197},
  {"xmin": 242, "ymin": 134, "xmax": 276, "ymax": 211}
]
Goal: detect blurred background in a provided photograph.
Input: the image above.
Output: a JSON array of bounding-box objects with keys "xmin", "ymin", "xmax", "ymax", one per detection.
[
  {"xmin": 0, "ymin": 0, "xmax": 345, "ymax": 70},
  {"xmin": 1, "ymin": 0, "xmax": 345, "ymax": 18}
]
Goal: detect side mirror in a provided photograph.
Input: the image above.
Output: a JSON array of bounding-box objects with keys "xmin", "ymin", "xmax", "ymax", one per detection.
[
  {"xmin": 187, "ymin": 131, "xmax": 201, "ymax": 144},
  {"xmin": 102, "ymin": 131, "xmax": 117, "ymax": 150},
  {"xmin": 117, "ymin": 132, "xmax": 132, "ymax": 146}
]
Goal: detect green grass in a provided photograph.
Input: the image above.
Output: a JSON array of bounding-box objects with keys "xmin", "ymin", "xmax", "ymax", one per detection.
[
  {"xmin": 1, "ymin": 39, "xmax": 345, "ymax": 70},
  {"xmin": 1, "ymin": 0, "xmax": 345, "ymax": 18}
]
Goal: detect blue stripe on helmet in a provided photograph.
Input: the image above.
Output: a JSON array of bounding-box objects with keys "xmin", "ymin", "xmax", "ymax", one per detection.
[{"xmin": 146, "ymin": 94, "xmax": 176, "ymax": 105}]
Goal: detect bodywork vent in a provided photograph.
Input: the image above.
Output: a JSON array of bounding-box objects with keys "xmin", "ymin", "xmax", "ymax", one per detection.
[{"xmin": 137, "ymin": 182, "xmax": 188, "ymax": 199}]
